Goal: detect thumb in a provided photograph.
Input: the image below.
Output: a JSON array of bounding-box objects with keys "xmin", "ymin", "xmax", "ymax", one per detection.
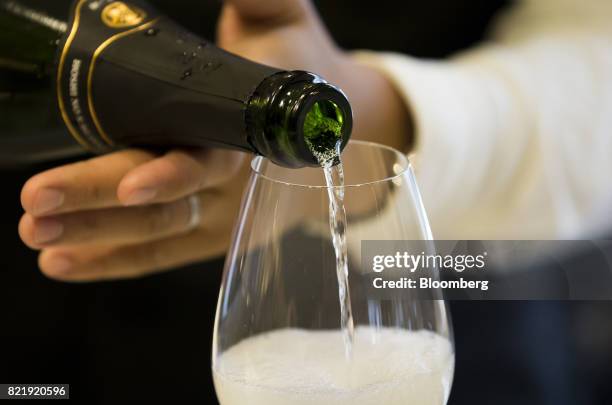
[{"xmin": 225, "ymin": 0, "xmax": 309, "ymax": 24}]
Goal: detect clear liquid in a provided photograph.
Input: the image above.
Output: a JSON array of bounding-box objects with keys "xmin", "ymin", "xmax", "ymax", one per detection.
[
  {"xmin": 323, "ymin": 160, "xmax": 354, "ymax": 357},
  {"xmin": 318, "ymin": 142, "xmax": 355, "ymax": 358}
]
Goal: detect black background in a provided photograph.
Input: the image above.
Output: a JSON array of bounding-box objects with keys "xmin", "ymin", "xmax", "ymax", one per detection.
[{"xmin": 2, "ymin": 1, "xmax": 612, "ymax": 404}]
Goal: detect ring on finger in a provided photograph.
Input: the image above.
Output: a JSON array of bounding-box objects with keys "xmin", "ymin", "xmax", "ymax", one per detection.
[{"xmin": 186, "ymin": 194, "xmax": 201, "ymax": 230}]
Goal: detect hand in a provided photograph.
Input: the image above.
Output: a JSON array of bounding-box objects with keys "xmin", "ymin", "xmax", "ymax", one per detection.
[
  {"xmin": 19, "ymin": 149, "xmax": 248, "ymax": 281},
  {"xmin": 19, "ymin": 0, "xmax": 411, "ymax": 281}
]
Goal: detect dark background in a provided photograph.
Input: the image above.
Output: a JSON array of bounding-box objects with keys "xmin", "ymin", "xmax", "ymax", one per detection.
[{"xmin": 2, "ymin": 0, "xmax": 612, "ymax": 404}]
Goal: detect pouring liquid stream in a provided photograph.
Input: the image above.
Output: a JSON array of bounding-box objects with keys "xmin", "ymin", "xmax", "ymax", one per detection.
[
  {"xmin": 320, "ymin": 142, "xmax": 355, "ymax": 359},
  {"xmin": 303, "ymin": 99, "xmax": 355, "ymax": 359}
]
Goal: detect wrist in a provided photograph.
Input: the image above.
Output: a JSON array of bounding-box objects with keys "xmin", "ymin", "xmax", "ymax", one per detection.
[{"xmin": 327, "ymin": 55, "xmax": 414, "ymax": 153}]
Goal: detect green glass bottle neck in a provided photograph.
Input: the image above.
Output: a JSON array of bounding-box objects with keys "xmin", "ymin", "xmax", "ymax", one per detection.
[{"xmin": 246, "ymin": 71, "xmax": 352, "ymax": 168}]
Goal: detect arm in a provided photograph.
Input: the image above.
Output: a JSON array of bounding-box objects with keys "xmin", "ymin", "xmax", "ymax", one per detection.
[
  {"xmin": 18, "ymin": 0, "xmax": 414, "ymax": 281},
  {"xmin": 19, "ymin": 0, "xmax": 610, "ymax": 282},
  {"xmin": 354, "ymin": 0, "xmax": 612, "ymax": 239}
]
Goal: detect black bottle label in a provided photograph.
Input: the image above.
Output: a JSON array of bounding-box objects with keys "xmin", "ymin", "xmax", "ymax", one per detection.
[
  {"xmin": 57, "ymin": 0, "xmax": 282, "ymax": 155},
  {"xmin": 57, "ymin": 0, "xmax": 158, "ymax": 153}
]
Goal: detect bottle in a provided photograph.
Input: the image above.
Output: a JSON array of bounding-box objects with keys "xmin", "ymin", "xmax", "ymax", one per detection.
[{"xmin": 0, "ymin": 0, "xmax": 352, "ymax": 168}]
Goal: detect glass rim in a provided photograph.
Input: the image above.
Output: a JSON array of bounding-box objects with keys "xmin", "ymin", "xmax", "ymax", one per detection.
[{"xmin": 250, "ymin": 140, "xmax": 411, "ymax": 188}]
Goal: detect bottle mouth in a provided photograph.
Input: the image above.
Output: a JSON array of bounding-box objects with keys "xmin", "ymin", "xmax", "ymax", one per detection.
[
  {"xmin": 296, "ymin": 84, "xmax": 352, "ymax": 167},
  {"xmin": 246, "ymin": 70, "xmax": 353, "ymax": 168},
  {"xmin": 303, "ymin": 100, "xmax": 344, "ymax": 155}
]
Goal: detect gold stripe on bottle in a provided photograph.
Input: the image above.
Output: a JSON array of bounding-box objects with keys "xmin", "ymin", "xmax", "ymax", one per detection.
[
  {"xmin": 87, "ymin": 18, "xmax": 159, "ymax": 147},
  {"xmin": 56, "ymin": 0, "xmax": 91, "ymax": 150}
]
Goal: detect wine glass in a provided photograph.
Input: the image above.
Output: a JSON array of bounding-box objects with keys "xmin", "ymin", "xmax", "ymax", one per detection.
[{"xmin": 212, "ymin": 140, "xmax": 454, "ymax": 405}]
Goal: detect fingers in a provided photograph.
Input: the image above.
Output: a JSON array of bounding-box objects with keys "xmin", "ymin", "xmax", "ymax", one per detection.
[
  {"xmin": 21, "ymin": 149, "xmax": 156, "ymax": 217},
  {"xmin": 19, "ymin": 195, "xmax": 203, "ymax": 249},
  {"xmin": 38, "ymin": 226, "xmax": 231, "ymax": 282},
  {"xmin": 21, "ymin": 147, "xmax": 248, "ymax": 282},
  {"xmin": 21, "ymin": 148, "xmax": 243, "ymax": 220},
  {"xmin": 117, "ymin": 149, "xmax": 245, "ymax": 205}
]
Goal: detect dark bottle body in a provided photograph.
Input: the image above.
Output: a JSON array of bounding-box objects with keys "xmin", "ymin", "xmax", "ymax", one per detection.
[
  {"xmin": 0, "ymin": 0, "xmax": 352, "ymax": 168},
  {"xmin": 0, "ymin": 0, "xmax": 80, "ymax": 164}
]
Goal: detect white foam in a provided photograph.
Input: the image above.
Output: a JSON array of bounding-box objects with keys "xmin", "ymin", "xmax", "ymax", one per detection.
[{"xmin": 213, "ymin": 326, "xmax": 454, "ymax": 405}]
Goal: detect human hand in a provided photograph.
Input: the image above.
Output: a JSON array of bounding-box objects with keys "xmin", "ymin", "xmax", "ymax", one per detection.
[
  {"xmin": 19, "ymin": 149, "xmax": 248, "ymax": 281},
  {"xmin": 19, "ymin": 0, "xmax": 411, "ymax": 281}
]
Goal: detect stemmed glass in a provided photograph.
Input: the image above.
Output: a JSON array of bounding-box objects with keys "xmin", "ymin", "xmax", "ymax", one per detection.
[{"xmin": 212, "ymin": 140, "xmax": 454, "ymax": 405}]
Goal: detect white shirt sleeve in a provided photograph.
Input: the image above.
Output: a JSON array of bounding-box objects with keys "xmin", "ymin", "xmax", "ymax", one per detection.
[{"xmin": 354, "ymin": 0, "xmax": 612, "ymax": 240}]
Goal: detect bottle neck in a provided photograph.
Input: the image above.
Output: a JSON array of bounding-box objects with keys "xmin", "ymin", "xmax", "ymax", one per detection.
[
  {"xmin": 1, "ymin": 0, "xmax": 353, "ymax": 168},
  {"xmin": 55, "ymin": 0, "xmax": 283, "ymax": 154}
]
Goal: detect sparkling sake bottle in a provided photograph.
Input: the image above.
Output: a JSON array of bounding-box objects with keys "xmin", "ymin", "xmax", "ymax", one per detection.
[{"xmin": 0, "ymin": 0, "xmax": 352, "ymax": 167}]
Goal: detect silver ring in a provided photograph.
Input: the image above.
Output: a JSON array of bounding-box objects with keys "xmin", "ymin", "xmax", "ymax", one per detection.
[{"xmin": 186, "ymin": 194, "xmax": 201, "ymax": 230}]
